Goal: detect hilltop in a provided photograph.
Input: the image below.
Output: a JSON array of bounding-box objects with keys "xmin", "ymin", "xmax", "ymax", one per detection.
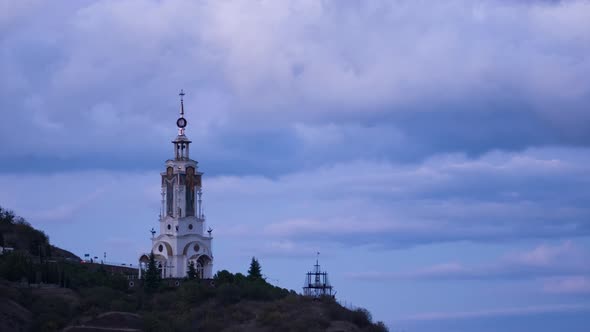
[
  {"xmin": 1, "ymin": 277, "xmax": 388, "ymax": 332},
  {"xmin": 0, "ymin": 206, "xmax": 388, "ymax": 331},
  {"xmin": 0, "ymin": 207, "xmax": 79, "ymax": 261}
]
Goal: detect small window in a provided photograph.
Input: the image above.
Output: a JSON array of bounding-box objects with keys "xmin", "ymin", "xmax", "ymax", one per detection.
[
  {"xmin": 167, "ymin": 224, "xmax": 171, "ymax": 230},
  {"xmin": 193, "ymin": 244, "xmax": 200, "ymax": 252},
  {"xmin": 158, "ymin": 244, "xmax": 163, "ymax": 252},
  {"xmin": 188, "ymin": 224, "xmax": 193, "ymax": 230}
]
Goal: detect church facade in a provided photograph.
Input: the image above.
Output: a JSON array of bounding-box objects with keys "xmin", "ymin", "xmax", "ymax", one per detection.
[{"xmin": 138, "ymin": 91, "xmax": 213, "ymax": 279}]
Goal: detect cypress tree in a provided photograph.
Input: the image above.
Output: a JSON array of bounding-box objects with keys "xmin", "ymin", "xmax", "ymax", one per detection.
[
  {"xmin": 247, "ymin": 257, "xmax": 263, "ymax": 280},
  {"xmin": 144, "ymin": 252, "xmax": 159, "ymax": 292}
]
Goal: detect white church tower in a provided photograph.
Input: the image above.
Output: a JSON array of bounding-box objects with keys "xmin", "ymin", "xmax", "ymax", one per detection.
[{"xmin": 139, "ymin": 90, "xmax": 213, "ymax": 279}]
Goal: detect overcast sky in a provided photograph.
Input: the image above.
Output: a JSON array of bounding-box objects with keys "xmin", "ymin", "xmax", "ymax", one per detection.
[{"xmin": 1, "ymin": 1, "xmax": 590, "ymax": 330}]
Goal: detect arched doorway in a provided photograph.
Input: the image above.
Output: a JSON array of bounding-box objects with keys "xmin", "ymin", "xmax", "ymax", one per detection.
[{"xmin": 187, "ymin": 255, "xmax": 212, "ymax": 279}]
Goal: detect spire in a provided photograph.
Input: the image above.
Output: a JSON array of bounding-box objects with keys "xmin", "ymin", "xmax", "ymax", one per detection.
[
  {"xmin": 179, "ymin": 89, "xmax": 185, "ymax": 117},
  {"xmin": 176, "ymin": 89, "xmax": 187, "ymax": 136},
  {"xmin": 173, "ymin": 89, "xmax": 191, "ymax": 160}
]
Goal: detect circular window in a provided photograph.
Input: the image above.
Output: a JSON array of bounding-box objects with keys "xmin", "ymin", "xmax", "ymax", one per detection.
[
  {"xmin": 158, "ymin": 244, "xmax": 163, "ymax": 252},
  {"xmin": 167, "ymin": 224, "xmax": 171, "ymax": 230},
  {"xmin": 188, "ymin": 224, "xmax": 193, "ymax": 230},
  {"xmin": 193, "ymin": 244, "xmax": 200, "ymax": 252}
]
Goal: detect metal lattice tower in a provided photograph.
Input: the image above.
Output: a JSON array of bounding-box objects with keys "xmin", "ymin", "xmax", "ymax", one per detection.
[{"xmin": 303, "ymin": 253, "xmax": 334, "ymax": 298}]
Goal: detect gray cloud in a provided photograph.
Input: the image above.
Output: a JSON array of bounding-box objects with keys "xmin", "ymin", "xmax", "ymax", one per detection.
[
  {"xmin": 543, "ymin": 276, "xmax": 590, "ymax": 294},
  {"xmin": 257, "ymin": 148, "xmax": 590, "ymax": 247},
  {"xmin": 3, "ymin": 147, "xmax": 587, "ymax": 259},
  {"xmin": 400, "ymin": 303, "xmax": 590, "ymax": 322},
  {"xmin": 3, "ymin": 3, "xmax": 589, "ymax": 327},
  {"xmin": 1, "ymin": 0, "xmax": 589, "ymax": 175},
  {"xmin": 346, "ymin": 241, "xmax": 590, "ymax": 281}
]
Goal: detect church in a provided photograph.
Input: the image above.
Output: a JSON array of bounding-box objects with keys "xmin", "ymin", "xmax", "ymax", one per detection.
[{"xmin": 138, "ymin": 91, "xmax": 213, "ymax": 279}]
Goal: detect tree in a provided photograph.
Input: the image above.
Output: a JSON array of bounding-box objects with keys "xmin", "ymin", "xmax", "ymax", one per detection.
[
  {"xmin": 247, "ymin": 257, "xmax": 263, "ymax": 280},
  {"xmin": 213, "ymin": 270, "xmax": 234, "ymax": 285},
  {"xmin": 187, "ymin": 261, "xmax": 197, "ymax": 280},
  {"xmin": 144, "ymin": 252, "xmax": 160, "ymax": 292}
]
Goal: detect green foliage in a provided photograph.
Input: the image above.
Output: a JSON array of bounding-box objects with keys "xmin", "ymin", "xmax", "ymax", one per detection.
[
  {"xmin": 187, "ymin": 261, "xmax": 197, "ymax": 279},
  {"xmin": 242, "ymin": 280, "xmax": 274, "ymax": 301},
  {"xmin": 350, "ymin": 307, "xmax": 372, "ymax": 328},
  {"xmin": 0, "ymin": 207, "xmax": 387, "ymax": 332},
  {"xmin": 367, "ymin": 321, "xmax": 390, "ymax": 332},
  {"xmin": 0, "ymin": 206, "xmax": 16, "ymax": 225},
  {"xmin": 0, "ymin": 251, "xmax": 34, "ymax": 282},
  {"xmin": 213, "ymin": 269, "xmax": 234, "ymax": 285},
  {"xmin": 0, "ymin": 206, "xmax": 87, "ymax": 286},
  {"xmin": 0, "ymin": 206, "xmax": 51, "ymax": 257},
  {"xmin": 234, "ymin": 272, "xmax": 247, "ymax": 284},
  {"xmin": 256, "ymin": 299, "xmax": 331, "ymax": 332},
  {"xmin": 257, "ymin": 308, "xmax": 286, "ymax": 326},
  {"xmin": 323, "ymin": 297, "xmax": 388, "ymax": 331},
  {"xmin": 247, "ymin": 256, "xmax": 263, "ymax": 280},
  {"xmin": 152, "ymin": 289, "xmax": 182, "ymax": 311},
  {"xmin": 31, "ymin": 293, "xmax": 77, "ymax": 332},
  {"xmin": 217, "ymin": 283, "xmax": 241, "ymax": 304},
  {"xmin": 80, "ymin": 286, "xmax": 123, "ymax": 311},
  {"xmin": 143, "ymin": 252, "xmax": 159, "ymax": 293},
  {"xmin": 179, "ymin": 280, "xmax": 210, "ymax": 305},
  {"xmin": 213, "ymin": 269, "xmax": 291, "ymax": 303},
  {"xmin": 228, "ymin": 305, "xmax": 255, "ymax": 324},
  {"xmin": 143, "ymin": 312, "xmax": 170, "ymax": 332},
  {"xmin": 108, "ymin": 271, "xmax": 130, "ymax": 291}
]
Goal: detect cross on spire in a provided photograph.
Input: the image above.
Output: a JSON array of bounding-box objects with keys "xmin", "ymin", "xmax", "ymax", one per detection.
[{"xmin": 179, "ymin": 89, "xmax": 185, "ymax": 117}]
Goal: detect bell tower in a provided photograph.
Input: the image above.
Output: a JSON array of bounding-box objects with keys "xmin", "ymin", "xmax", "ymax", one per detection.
[
  {"xmin": 139, "ymin": 90, "xmax": 213, "ymax": 280},
  {"xmin": 161, "ymin": 89, "xmax": 204, "ymax": 221}
]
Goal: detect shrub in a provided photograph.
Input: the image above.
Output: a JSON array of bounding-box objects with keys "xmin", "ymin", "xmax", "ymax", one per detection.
[
  {"xmin": 217, "ymin": 283, "xmax": 241, "ymax": 305},
  {"xmin": 179, "ymin": 281, "xmax": 204, "ymax": 305},
  {"xmin": 31, "ymin": 294, "xmax": 76, "ymax": 332},
  {"xmin": 152, "ymin": 290, "xmax": 179, "ymax": 310},
  {"xmin": 229, "ymin": 305, "xmax": 254, "ymax": 323},
  {"xmin": 257, "ymin": 308, "xmax": 284, "ymax": 327},
  {"xmin": 288, "ymin": 315, "xmax": 331, "ymax": 332},
  {"xmin": 326, "ymin": 301, "xmax": 348, "ymax": 320},
  {"xmin": 365, "ymin": 321, "xmax": 390, "ymax": 332},
  {"xmin": 213, "ymin": 269, "xmax": 234, "ymax": 285},
  {"xmin": 143, "ymin": 313, "xmax": 167, "ymax": 332},
  {"xmin": 80, "ymin": 286, "xmax": 124, "ymax": 311},
  {"xmin": 110, "ymin": 298, "xmax": 135, "ymax": 312},
  {"xmin": 350, "ymin": 308, "xmax": 372, "ymax": 328}
]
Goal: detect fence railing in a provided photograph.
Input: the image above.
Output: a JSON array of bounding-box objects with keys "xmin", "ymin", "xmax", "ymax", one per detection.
[{"xmin": 82, "ymin": 259, "xmax": 137, "ymax": 268}]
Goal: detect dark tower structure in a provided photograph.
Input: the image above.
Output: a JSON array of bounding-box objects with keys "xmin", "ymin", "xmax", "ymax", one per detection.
[{"xmin": 303, "ymin": 254, "xmax": 334, "ymax": 298}]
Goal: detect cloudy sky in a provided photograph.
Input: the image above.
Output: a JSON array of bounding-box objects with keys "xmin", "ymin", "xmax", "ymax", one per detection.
[{"xmin": 1, "ymin": 0, "xmax": 590, "ymax": 330}]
